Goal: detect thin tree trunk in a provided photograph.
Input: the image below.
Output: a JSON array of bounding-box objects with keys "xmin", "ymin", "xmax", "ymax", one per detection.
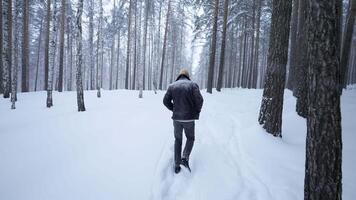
[
  {"xmin": 58, "ymin": 0, "xmax": 65, "ymax": 92},
  {"xmin": 2, "ymin": 0, "xmax": 12, "ymax": 98},
  {"xmin": 206, "ymin": 0, "xmax": 219, "ymax": 93},
  {"xmin": 75, "ymin": 0, "xmax": 85, "ymax": 112},
  {"xmin": 44, "ymin": 0, "xmax": 51, "ymax": 91},
  {"xmin": 216, "ymin": 0, "xmax": 229, "ymax": 92},
  {"xmin": 34, "ymin": 18, "xmax": 44, "ymax": 92},
  {"xmin": 252, "ymin": 0, "xmax": 262, "ymax": 89},
  {"xmin": 340, "ymin": 0, "xmax": 356, "ymax": 91},
  {"xmin": 140, "ymin": 0, "xmax": 149, "ymax": 98},
  {"xmin": 125, "ymin": 0, "xmax": 133, "ymax": 89},
  {"xmin": 89, "ymin": 0, "xmax": 94, "ymax": 90},
  {"xmin": 21, "ymin": 0, "xmax": 30, "ymax": 92},
  {"xmin": 11, "ymin": 0, "xmax": 19, "ymax": 109},
  {"xmin": 0, "ymin": 0, "xmax": 3, "ymax": 94},
  {"xmin": 159, "ymin": 0, "xmax": 171, "ymax": 90},
  {"xmin": 286, "ymin": 0, "xmax": 299, "ymax": 91},
  {"xmin": 47, "ymin": 0, "xmax": 57, "ymax": 108}
]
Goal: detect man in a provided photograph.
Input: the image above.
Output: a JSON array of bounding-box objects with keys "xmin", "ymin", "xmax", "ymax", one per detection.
[{"xmin": 163, "ymin": 69, "xmax": 204, "ymax": 174}]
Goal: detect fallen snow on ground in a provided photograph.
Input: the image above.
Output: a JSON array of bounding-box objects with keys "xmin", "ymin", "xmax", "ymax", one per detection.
[{"xmin": 0, "ymin": 88, "xmax": 355, "ymax": 200}]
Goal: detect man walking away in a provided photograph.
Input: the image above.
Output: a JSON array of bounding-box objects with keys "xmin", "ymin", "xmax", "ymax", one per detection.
[{"xmin": 163, "ymin": 69, "xmax": 204, "ymax": 174}]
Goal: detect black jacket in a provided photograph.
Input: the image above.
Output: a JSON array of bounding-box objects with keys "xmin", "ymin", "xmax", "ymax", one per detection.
[{"xmin": 163, "ymin": 75, "xmax": 204, "ymax": 120}]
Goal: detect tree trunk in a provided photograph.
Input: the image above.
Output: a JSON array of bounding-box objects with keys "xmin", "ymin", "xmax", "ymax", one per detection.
[
  {"xmin": 206, "ymin": 0, "xmax": 219, "ymax": 93},
  {"xmin": 58, "ymin": 0, "xmax": 66, "ymax": 92},
  {"xmin": 97, "ymin": 0, "xmax": 103, "ymax": 97},
  {"xmin": 2, "ymin": 0, "xmax": 12, "ymax": 98},
  {"xmin": 132, "ymin": 0, "xmax": 138, "ymax": 90},
  {"xmin": 125, "ymin": 0, "xmax": 133, "ymax": 90},
  {"xmin": 258, "ymin": 0, "xmax": 292, "ymax": 137},
  {"xmin": 340, "ymin": 0, "xmax": 356, "ymax": 91},
  {"xmin": 159, "ymin": 0, "xmax": 171, "ymax": 90},
  {"xmin": 304, "ymin": 1, "xmax": 342, "ymax": 199},
  {"xmin": 44, "ymin": 0, "xmax": 51, "ymax": 91},
  {"xmin": 286, "ymin": 0, "xmax": 299, "ymax": 91},
  {"xmin": 75, "ymin": 0, "xmax": 85, "ymax": 112},
  {"xmin": 21, "ymin": 0, "xmax": 30, "ymax": 92},
  {"xmin": 47, "ymin": 0, "xmax": 57, "ymax": 108},
  {"xmin": 89, "ymin": 0, "xmax": 94, "ymax": 90},
  {"xmin": 11, "ymin": 0, "xmax": 19, "ymax": 109},
  {"xmin": 294, "ymin": 0, "xmax": 308, "ymax": 118},
  {"xmin": 140, "ymin": 0, "xmax": 149, "ymax": 98},
  {"xmin": 0, "ymin": 0, "xmax": 3, "ymax": 94},
  {"xmin": 216, "ymin": 0, "xmax": 229, "ymax": 92},
  {"xmin": 252, "ymin": 0, "xmax": 262, "ymax": 89},
  {"xmin": 35, "ymin": 18, "xmax": 44, "ymax": 92}
]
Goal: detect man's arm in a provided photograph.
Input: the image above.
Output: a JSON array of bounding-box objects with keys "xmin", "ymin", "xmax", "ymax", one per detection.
[
  {"xmin": 192, "ymin": 83, "xmax": 203, "ymax": 113},
  {"xmin": 163, "ymin": 86, "xmax": 174, "ymax": 111}
]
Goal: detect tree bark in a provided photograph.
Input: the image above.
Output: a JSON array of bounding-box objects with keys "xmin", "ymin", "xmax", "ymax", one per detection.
[
  {"xmin": 89, "ymin": 0, "xmax": 94, "ymax": 90},
  {"xmin": 304, "ymin": 1, "xmax": 342, "ymax": 199},
  {"xmin": 294, "ymin": 0, "xmax": 308, "ymax": 118},
  {"xmin": 58, "ymin": 0, "xmax": 66, "ymax": 92},
  {"xmin": 75, "ymin": 0, "xmax": 85, "ymax": 112},
  {"xmin": 0, "ymin": 0, "xmax": 3, "ymax": 94},
  {"xmin": 216, "ymin": 0, "xmax": 229, "ymax": 92},
  {"xmin": 258, "ymin": 0, "xmax": 292, "ymax": 137},
  {"xmin": 206, "ymin": 0, "xmax": 219, "ymax": 93},
  {"xmin": 20, "ymin": 0, "xmax": 30, "ymax": 92},
  {"xmin": 125, "ymin": 0, "xmax": 133, "ymax": 90},
  {"xmin": 47, "ymin": 0, "xmax": 57, "ymax": 108},
  {"xmin": 44, "ymin": 0, "xmax": 51, "ymax": 91},
  {"xmin": 35, "ymin": 17, "xmax": 44, "ymax": 92},
  {"xmin": 159, "ymin": 0, "xmax": 171, "ymax": 90},
  {"xmin": 286, "ymin": 0, "xmax": 299, "ymax": 91},
  {"xmin": 340, "ymin": 0, "xmax": 356, "ymax": 91},
  {"xmin": 2, "ymin": 0, "xmax": 12, "ymax": 98}
]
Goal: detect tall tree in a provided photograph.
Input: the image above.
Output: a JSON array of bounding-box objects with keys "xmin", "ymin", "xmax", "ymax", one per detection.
[
  {"xmin": 88, "ymin": 0, "xmax": 95, "ymax": 90},
  {"xmin": 2, "ymin": 0, "xmax": 12, "ymax": 98},
  {"xmin": 139, "ymin": 0, "xmax": 149, "ymax": 98},
  {"xmin": 21, "ymin": 0, "xmax": 30, "ymax": 92},
  {"xmin": 206, "ymin": 0, "xmax": 219, "ymax": 94},
  {"xmin": 294, "ymin": 0, "xmax": 308, "ymax": 118},
  {"xmin": 44, "ymin": 0, "xmax": 51, "ymax": 91},
  {"xmin": 216, "ymin": 0, "xmax": 229, "ymax": 92},
  {"xmin": 258, "ymin": 0, "xmax": 292, "ymax": 137},
  {"xmin": 286, "ymin": 0, "xmax": 299, "ymax": 91},
  {"xmin": 11, "ymin": 0, "xmax": 20, "ymax": 109},
  {"xmin": 58, "ymin": 0, "xmax": 66, "ymax": 92},
  {"xmin": 96, "ymin": 0, "xmax": 103, "ymax": 97},
  {"xmin": 340, "ymin": 0, "xmax": 356, "ymax": 91},
  {"xmin": 304, "ymin": 0, "xmax": 342, "ymax": 199},
  {"xmin": 0, "ymin": 0, "xmax": 3, "ymax": 94},
  {"xmin": 125, "ymin": 0, "xmax": 133, "ymax": 89},
  {"xmin": 47, "ymin": 0, "xmax": 57, "ymax": 108},
  {"xmin": 75, "ymin": 0, "xmax": 85, "ymax": 112},
  {"xmin": 159, "ymin": 0, "xmax": 171, "ymax": 90}
]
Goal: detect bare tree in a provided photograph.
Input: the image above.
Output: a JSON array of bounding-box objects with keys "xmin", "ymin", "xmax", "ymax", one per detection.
[{"xmin": 125, "ymin": 0, "xmax": 133, "ymax": 89}]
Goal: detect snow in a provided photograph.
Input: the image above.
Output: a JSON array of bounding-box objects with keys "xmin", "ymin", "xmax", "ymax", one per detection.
[{"xmin": 0, "ymin": 88, "xmax": 355, "ymax": 200}]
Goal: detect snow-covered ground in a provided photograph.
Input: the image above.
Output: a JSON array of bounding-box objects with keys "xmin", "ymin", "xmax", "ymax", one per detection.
[{"xmin": 0, "ymin": 88, "xmax": 355, "ymax": 200}]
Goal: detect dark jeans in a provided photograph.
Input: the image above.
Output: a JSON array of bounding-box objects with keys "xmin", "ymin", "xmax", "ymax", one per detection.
[{"xmin": 173, "ymin": 120, "xmax": 195, "ymax": 166}]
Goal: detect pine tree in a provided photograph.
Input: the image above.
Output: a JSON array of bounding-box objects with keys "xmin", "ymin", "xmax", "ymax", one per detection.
[
  {"xmin": 21, "ymin": 0, "xmax": 30, "ymax": 92},
  {"xmin": 0, "ymin": 0, "xmax": 2, "ymax": 94},
  {"xmin": 159, "ymin": 0, "xmax": 171, "ymax": 90},
  {"xmin": 58, "ymin": 0, "xmax": 66, "ymax": 92},
  {"xmin": 47, "ymin": 0, "xmax": 57, "ymax": 108},
  {"xmin": 304, "ymin": 1, "xmax": 342, "ymax": 199},
  {"xmin": 258, "ymin": 0, "xmax": 292, "ymax": 137},
  {"xmin": 216, "ymin": 0, "xmax": 229, "ymax": 92},
  {"xmin": 125, "ymin": 0, "xmax": 133, "ymax": 90},
  {"xmin": 206, "ymin": 0, "xmax": 219, "ymax": 94},
  {"xmin": 2, "ymin": 0, "xmax": 12, "ymax": 98},
  {"xmin": 75, "ymin": 0, "xmax": 85, "ymax": 112}
]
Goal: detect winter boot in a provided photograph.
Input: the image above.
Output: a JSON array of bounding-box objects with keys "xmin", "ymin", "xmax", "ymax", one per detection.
[
  {"xmin": 181, "ymin": 158, "xmax": 191, "ymax": 172},
  {"xmin": 174, "ymin": 165, "xmax": 181, "ymax": 174}
]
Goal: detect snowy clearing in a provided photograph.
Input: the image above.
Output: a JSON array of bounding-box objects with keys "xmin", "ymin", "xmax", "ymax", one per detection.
[{"xmin": 0, "ymin": 89, "xmax": 355, "ymax": 200}]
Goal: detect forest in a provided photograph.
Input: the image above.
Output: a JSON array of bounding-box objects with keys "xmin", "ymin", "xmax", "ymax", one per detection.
[{"xmin": 1, "ymin": 0, "xmax": 356, "ymax": 199}]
